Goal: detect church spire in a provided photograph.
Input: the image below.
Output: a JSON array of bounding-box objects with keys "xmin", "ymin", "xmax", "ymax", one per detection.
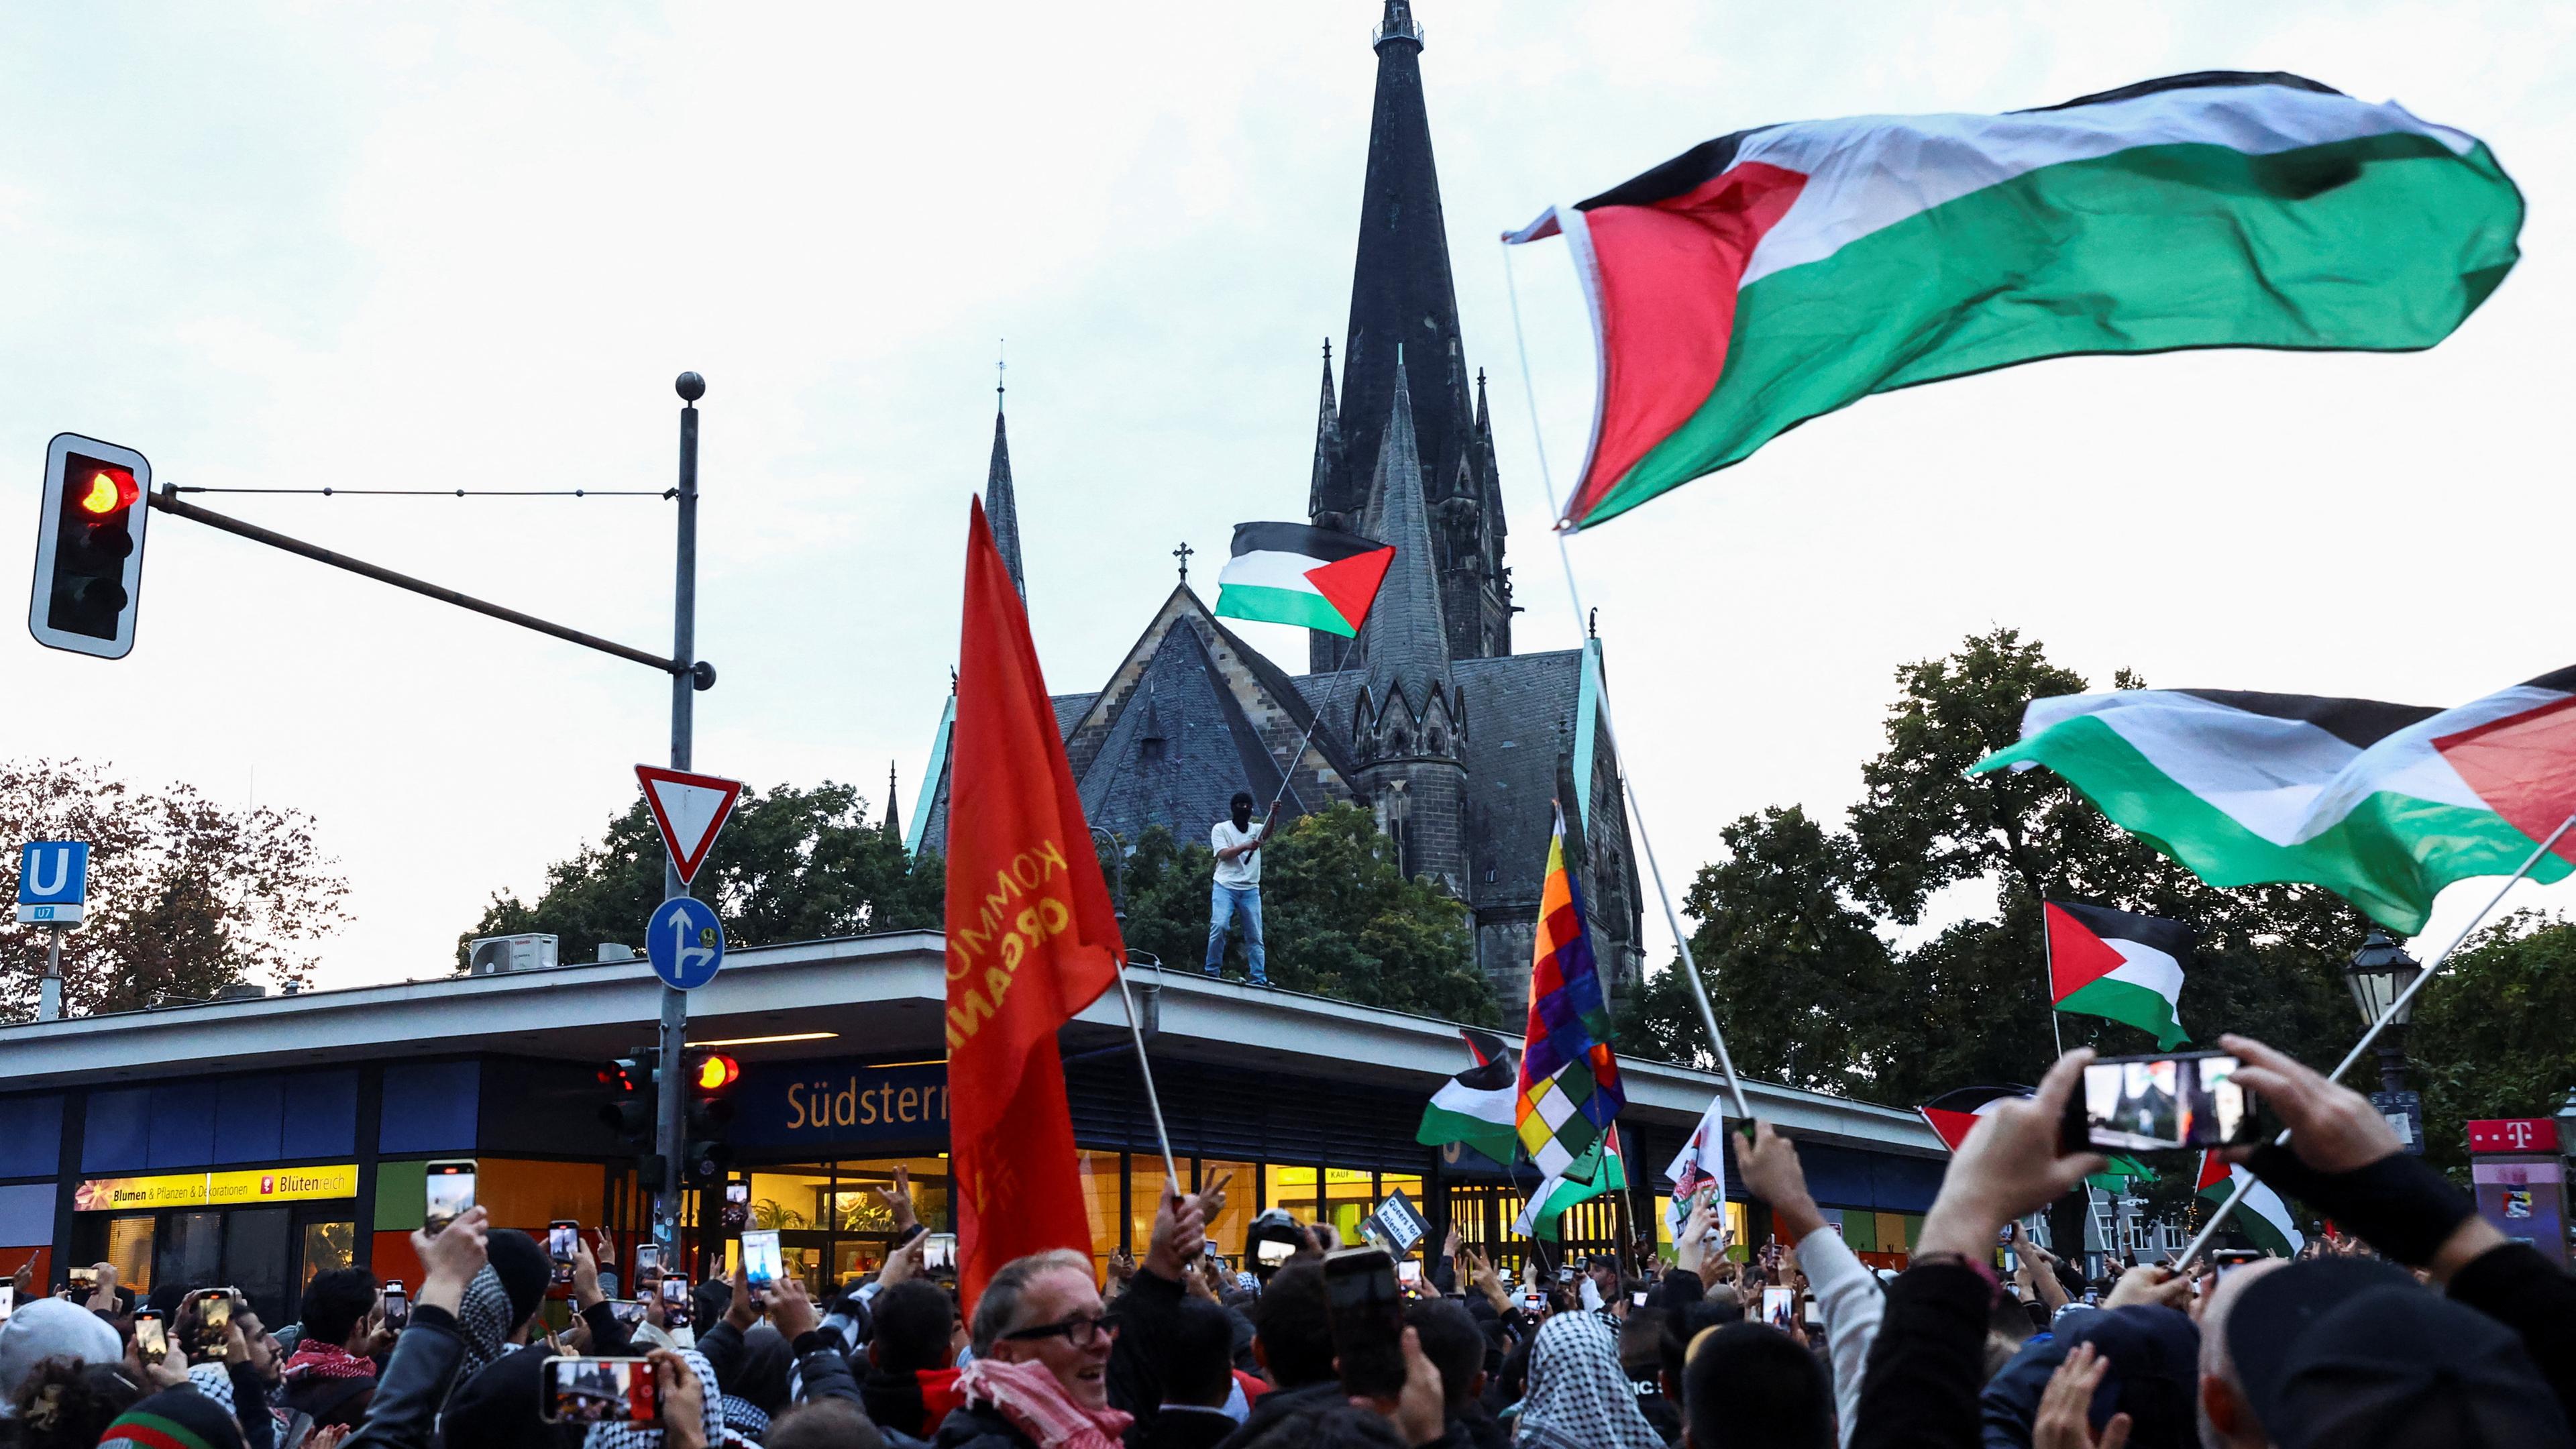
[
  {"xmin": 1331, "ymin": 0, "xmax": 1468, "ymax": 537},
  {"xmin": 983, "ymin": 350, "xmax": 1025, "ymax": 600},
  {"xmin": 882, "ymin": 761, "xmax": 902, "ymax": 843},
  {"xmin": 1307, "ymin": 339, "xmax": 1344, "ymax": 525},
  {"xmin": 1359, "ymin": 348, "xmax": 1453, "ymax": 712}
]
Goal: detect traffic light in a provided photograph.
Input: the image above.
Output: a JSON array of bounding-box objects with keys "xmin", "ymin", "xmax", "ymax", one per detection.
[
  {"xmin": 598, "ymin": 1051, "xmax": 666, "ymax": 1190},
  {"xmin": 680, "ymin": 1051, "xmax": 739, "ymax": 1186},
  {"xmin": 29, "ymin": 433, "xmax": 152, "ymax": 658}
]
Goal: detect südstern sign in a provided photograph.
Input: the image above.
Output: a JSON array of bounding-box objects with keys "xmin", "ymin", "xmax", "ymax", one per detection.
[{"xmin": 725, "ymin": 1059, "xmax": 951, "ymax": 1150}]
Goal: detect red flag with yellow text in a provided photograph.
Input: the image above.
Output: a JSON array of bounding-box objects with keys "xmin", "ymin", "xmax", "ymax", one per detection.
[{"xmin": 945, "ymin": 497, "xmax": 1125, "ymax": 1311}]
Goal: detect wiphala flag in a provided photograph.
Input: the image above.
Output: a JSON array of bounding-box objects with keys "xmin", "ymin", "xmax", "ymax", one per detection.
[
  {"xmin": 2046, "ymin": 902, "xmax": 2192, "ymax": 1050},
  {"xmin": 1212, "ymin": 522, "xmax": 1393, "ymax": 638},
  {"xmin": 1973, "ymin": 666, "xmax": 2576, "ymax": 933},
  {"xmin": 1505, "ymin": 72, "xmax": 2522, "ymax": 530}
]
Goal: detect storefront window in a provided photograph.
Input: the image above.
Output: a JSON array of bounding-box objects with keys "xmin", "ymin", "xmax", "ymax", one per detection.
[
  {"xmin": 1199, "ymin": 1160, "xmax": 1255, "ymax": 1256},
  {"xmin": 1075, "ymin": 1152, "xmax": 1120, "ymax": 1281},
  {"xmin": 300, "ymin": 1222, "xmax": 355, "ymax": 1287},
  {"xmin": 1265, "ymin": 1165, "xmax": 1319, "ymax": 1223},
  {"xmin": 1321, "ymin": 1168, "xmax": 1373, "ymax": 1244},
  {"xmin": 747, "ymin": 1171, "xmax": 836, "ymax": 1232},
  {"xmin": 1128, "ymin": 1157, "xmax": 1171, "ymax": 1254},
  {"xmin": 105, "ymin": 1217, "xmax": 154, "ymax": 1293}
]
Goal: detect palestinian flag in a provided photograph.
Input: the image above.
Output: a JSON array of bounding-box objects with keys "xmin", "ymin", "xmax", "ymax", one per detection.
[
  {"xmin": 1919, "ymin": 1085, "xmax": 2025, "ymax": 1153},
  {"xmin": 1212, "ymin": 522, "xmax": 1393, "ymax": 637},
  {"xmin": 2198, "ymin": 1150, "xmax": 2304, "ymax": 1257},
  {"xmin": 2046, "ymin": 902, "xmax": 2193, "ymax": 1050},
  {"xmin": 1416, "ymin": 1047, "xmax": 1521, "ymax": 1167},
  {"xmin": 1516, "ymin": 1126, "xmax": 1629, "ymax": 1241},
  {"xmin": 1460, "ymin": 1026, "xmax": 1517, "ymax": 1071},
  {"xmin": 1503, "ymin": 72, "xmax": 2522, "ymax": 531},
  {"xmin": 1972, "ymin": 666, "xmax": 2576, "ymax": 934}
]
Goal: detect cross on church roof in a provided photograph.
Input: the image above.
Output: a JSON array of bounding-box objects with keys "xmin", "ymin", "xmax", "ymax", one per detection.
[{"xmin": 1173, "ymin": 541, "xmax": 1194, "ymax": 584}]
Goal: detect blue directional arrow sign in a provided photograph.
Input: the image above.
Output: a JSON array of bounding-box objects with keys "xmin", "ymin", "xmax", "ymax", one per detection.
[
  {"xmin": 17, "ymin": 841, "xmax": 90, "ymax": 926},
  {"xmin": 645, "ymin": 896, "xmax": 725, "ymax": 989}
]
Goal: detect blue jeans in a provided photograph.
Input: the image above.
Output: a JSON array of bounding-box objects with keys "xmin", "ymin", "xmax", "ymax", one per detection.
[{"xmin": 1205, "ymin": 883, "xmax": 1266, "ymax": 982}]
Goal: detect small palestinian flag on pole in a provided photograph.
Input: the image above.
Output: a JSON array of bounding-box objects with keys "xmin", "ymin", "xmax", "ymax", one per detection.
[
  {"xmin": 1919, "ymin": 1085, "xmax": 2026, "ymax": 1153},
  {"xmin": 1504, "ymin": 72, "xmax": 2520, "ymax": 531},
  {"xmin": 1972, "ymin": 665, "xmax": 2576, "ymax": 933},
  {"xmin": 1516, "ymin": 1126, "xmax": 1629, "ymax": 1241},
  {"xmin": 1212, "ymin": 523, "xmax": 1394, "ymax": 637},
  {"xmin": 2045, "ymin": 902, "xmax": 2192, "ymax": 1050},
  {"xmin": 1417, "ymin": 1032, "xmax": 1523, "ymax": 1167},
  {"xmin": 2198, "ymin": 1150, "xmax": 2305, "ymax": 1257}
]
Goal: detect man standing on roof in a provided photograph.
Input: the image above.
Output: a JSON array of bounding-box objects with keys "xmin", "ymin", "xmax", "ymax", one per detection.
[{"xmin": 1206, "ymin": 792, "xmax": 1275, "ymax": 985}]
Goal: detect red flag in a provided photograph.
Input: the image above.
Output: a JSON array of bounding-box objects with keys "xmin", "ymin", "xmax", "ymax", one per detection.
[{"xmin": 945, "ymin": 498, "xmax": 1126, "ymax": 1311}]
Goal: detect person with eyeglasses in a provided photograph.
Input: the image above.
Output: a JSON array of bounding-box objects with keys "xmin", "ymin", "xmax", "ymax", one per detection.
[{"xmin": 935, "ymin": 1250, "xmax": 1128, "ymax": 1448}]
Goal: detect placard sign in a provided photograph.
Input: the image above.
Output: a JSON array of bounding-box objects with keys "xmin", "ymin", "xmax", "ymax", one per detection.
[{"xmin": 1370, "ymin": 1188, "xmax": 1430, "ymax": 1257}]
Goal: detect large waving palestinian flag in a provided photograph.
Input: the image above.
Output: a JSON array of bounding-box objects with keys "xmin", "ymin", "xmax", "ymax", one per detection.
[
  {"xmin": 2046, "ymin": 902, "xmax": 2192, "ymax": 1050},
  {"xmin": 2199, "ymin": 1150, "xmax": 2304, "ymax": 1257},
  {"xmin": 1504, "ymin": 72, "xmax": 2522, "ymax": 530},
  {"xmin": 1972, "ymin": 667, "xmax": 2576, "ymax": 933},
  {"xmin": 1212, "ymin": 523, "xmax": 1393, "ymax": 637}
]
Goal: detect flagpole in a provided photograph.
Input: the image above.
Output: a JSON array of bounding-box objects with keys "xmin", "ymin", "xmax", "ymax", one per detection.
[
  {"xmin": 2174, "ymin": 812, "xmax": 2576, "ymax": 1267},
  {"xmin": 1502, "ymin": 241, "xmax": 1753, "ymax": 1128},
  {"xmin": 2041, "ymin": 917, "xmax": 2065, "ymax": 1059},
  {"xmin": 1110, "ymin": 957, "xmax": 1185, "ymax": 1203},
  {"xmin": 1263, "ymin": 619, "xmax": 1367, "ymax": 822}
]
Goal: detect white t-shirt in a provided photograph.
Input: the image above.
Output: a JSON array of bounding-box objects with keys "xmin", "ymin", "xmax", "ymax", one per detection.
[{"xmin": 1211, "ymin": 818, "xmax": 1263, "ymax": 888}]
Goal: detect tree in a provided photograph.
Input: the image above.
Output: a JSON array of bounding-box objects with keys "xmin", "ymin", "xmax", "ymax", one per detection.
[
  {"xmin": 1102, "ymin": 803, "xmax": 1499, "ymax": 1026},
  {"xmin": 0, "ymin": 759, "xmax": 350, "ymax": 1020},
  {"xmin": 2409, "ymin": 911, "xmax": 2576, "ymax": 1177},
  {"xmin": 462, "ymin": 781, "xmax": 937, "ymax": 966}
]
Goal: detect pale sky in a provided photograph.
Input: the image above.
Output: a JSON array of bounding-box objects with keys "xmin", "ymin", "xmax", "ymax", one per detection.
[{"xmin": 3, "ymin": 2, "xmax": 2570, "ymax": 996}]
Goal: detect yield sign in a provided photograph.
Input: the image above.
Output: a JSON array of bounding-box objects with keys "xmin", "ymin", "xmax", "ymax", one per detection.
[{"xmin": 635, "ymin": 765, "xmax": 745, "ymax": 886}]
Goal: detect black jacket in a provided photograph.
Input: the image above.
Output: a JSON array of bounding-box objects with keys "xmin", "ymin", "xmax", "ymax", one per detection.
[
  {"xmin": 865, "ymin": 1364, "xmax": 935, "ymax": 1438},
  {"xmin": 341, "ymin": 1306, "xmax": 467, "ymax": 1449},
  {"xmin": 934, "ymin": 1399, "xmax": 1040, "ymax": 1449},
  {"xmin": 1214, "ymin": 1380, "xmax": 1344, "ymax": 1448},
  {"xmin": 1105, "ymin": 1267, "xmax": 1189, "ymax": 1444},
  {"xmin": 2450, "ymin": 1242, "xmax": 2576, "ymax": 1429},
  {"xmin": 1142, "ymin": 1405, "xmax": 1238, "ymax": 1449},
  {"xmin": 1852, "ymin": 1261, "xmax": 1991, "ymax": 1449},
  {"xmin": 793, "ymin": 1329, "xmax": 867, "ymax": 1409}
]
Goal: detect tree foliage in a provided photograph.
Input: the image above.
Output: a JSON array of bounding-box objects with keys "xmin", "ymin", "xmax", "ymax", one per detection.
[
  {"xmin": 0, "ymin": 759, "xmax": 349, "ymax": 1020},
  {"xmin": 1104, "ymin": 803, "xmax": 1498, "ymax": 1026},
  {"xmin": 1621, "ymin": 630, "xmax": 2369, "ymax": 1186},
  {"xmin": 2410, "ymin": 911, "xmax": 2576, "ymax": 1177},
  {"xmin": 463, "ymin": 781, "xmax": 937, "ymax": 967}
]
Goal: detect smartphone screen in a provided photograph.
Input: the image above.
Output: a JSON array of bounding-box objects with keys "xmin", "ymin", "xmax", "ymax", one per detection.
[
  {"xmin": 741, "ymin": 1230, "xmax": 782, "ymax": 1297},
  {"xmin": 1631, "ymin": 1290, "xmax": 1649, "ymax": 1307},
  {"xmin": 199, "ymin": 1294, "xmax": 233, "ymax": 1358},
  {"xmin": 1763, "ymin": 1287, "xmax": 1796, "ymax": 1331},
  {"xmin": 0, "ymin": 1286, "xmax": 13, "ymax": 1322},
  {"xmin": 1396, "ymin": 1260, "xmax": 1421, "ymax": 1287},
  {"xmin": 382, "ymin": 1285, "xmax": 409, "ymax": 1330},
  {"xmin": 68, "ymin": 1267, "xmax": 96, "ymax": 1289},
  {"xmin": 1256, "ymin": 1238, "xmax": 1295, "ymax": 1267},
  {"xmin": 424, "ymin": 1160, "xmax": 477, "ymax": 1232},
  {"xmin": 922, "ymin": 1234, "xmax": 957, "ymax": 1275},
  {"xmin": 133, "ymin": 1313, "xmax": 168, "ymax": 1361},
  {"xmin": 547, "ymin": 1221, "xmax": 580, "ymax": 1284},
  {"xmin": 2068, "ymin": 1052, "xmax": 2257, "ymax": 1153},
  {"xmin": 2211, "ymin": 1249, "xmax": 2265, "ymax": 1280},
  {"xmin": 633, "ymin": 1243, "xmax": 662, "ymax": 1277},
  {"xmin": 1322, "ymin": 1247, "xmax": 1407, "ymax": 1400},
  {"xmin": 608, "ymin": 1298, "xmax": 647, "ymax": 1327},
  {"xmin": 539, "ymin": 1354, "xmax": 661, "ymax": 1426},
  {"xmin": 661, "ymin": 1277, "xmax": 691, "ymax": 1328},
  {"xmin": 1518, "ymin": 1290, "xmax": 1546, "ymax": 1313},
  {"xmin": 722, "ymin": 1180, "xmax": 750, "ymax": 1234}
]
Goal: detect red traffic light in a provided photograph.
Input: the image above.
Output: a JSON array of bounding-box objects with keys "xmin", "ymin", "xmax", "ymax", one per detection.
[
  {"xmin": 77, "ymin": 466, "xmax": 139, "ymax": 517},
  {"xmin": 692, "ymin": 1053, "xmax": 740, "ymax": 1091}
]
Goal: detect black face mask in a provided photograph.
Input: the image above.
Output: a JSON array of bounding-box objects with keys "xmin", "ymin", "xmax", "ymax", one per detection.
[{"xmin": 1232, "ymin": 808, "xmax": 1252, "ymax": 829}]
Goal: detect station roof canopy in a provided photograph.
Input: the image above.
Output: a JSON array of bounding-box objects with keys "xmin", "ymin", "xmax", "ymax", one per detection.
[{"xmin": 0, "ymin": 930, "xmax": 1943, "ymax": 1160}]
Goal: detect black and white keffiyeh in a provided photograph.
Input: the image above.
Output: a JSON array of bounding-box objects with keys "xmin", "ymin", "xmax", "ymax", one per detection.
[
  {"xmin": 584, "ymin": 1347, "xmax": 724, "ymax": 1449},
  {"xmin": 453, "ymin": 1263, "xmax": 520, "ymax": 1389},
  {"xmin": 1513, "ymin": 1312, "xmax": 1664, "ymax": 1449}
]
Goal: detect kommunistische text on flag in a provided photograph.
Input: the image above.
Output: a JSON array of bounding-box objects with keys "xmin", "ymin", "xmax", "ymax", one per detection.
[
  {"xmin": 943, "ymin": 497, "xmax": 1128, "ymax": 1311},
  {"xmin": 1505, "ymin": 72, "xmax": 2522, "ymax": 531},
  {"xmin": 1970, "ymin": 665, "xmax": 2576, "ymax": 934}
]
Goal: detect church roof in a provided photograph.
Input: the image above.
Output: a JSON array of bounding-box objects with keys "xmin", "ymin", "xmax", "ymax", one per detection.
[
  {"xmin": 985, "ymin": 394, "xmax": 1025, "ymax": 600},
  {"xmin": 1356, "ymin": 356, "xmax": 1453, "ymax": 714}
]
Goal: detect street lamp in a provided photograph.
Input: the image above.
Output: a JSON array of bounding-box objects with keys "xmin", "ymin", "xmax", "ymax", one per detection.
[
  {"xmin": 2554, "ymin": 1087, "xmax": 2576, "ymax": 1159},
  {"xmin": 2345, "ymin": 930, "xmax": 2424, "ymax": 1095}
]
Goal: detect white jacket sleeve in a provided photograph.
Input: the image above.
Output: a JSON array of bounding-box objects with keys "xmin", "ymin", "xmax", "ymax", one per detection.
[{"xmin": 1796, "ymin": 1224, "xmax": 1883, "ymax": 1449}]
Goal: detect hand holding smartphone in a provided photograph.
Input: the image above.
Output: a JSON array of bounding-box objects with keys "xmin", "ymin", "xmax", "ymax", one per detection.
[
  {"xmin": 2063, "ymin": 1051, "xmax": 2259, "ymax": 1155},
  {"xmin": 380, "ymin": 1282, "xmax": 409, "ymax": 1331},
  {"xmin": 424, "ymin": 1160, "xmax": 478, "ymax": 1232},
  {"xmin": 549, "ymin": 1221, "xmax": 581, "ymax": 1285},
  {"xmin": 132, "ymin": 1311, "xmax": 167, "ymax": 1362},
  {"xmin": 539, "ymin": 1355, "xmax": 661, "ymax": 1426},
  {"xmin": 741, "ymin": 1230, "xmax": 783, "ymax": 1300}
]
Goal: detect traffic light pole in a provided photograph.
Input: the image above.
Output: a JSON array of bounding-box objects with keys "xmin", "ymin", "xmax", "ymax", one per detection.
[{"xmin": 653, "ymin": 373, "xmax": 706, "ymax": 1263}]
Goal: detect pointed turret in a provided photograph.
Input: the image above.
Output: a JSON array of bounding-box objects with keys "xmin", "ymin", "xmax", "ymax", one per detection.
[
  {"xmin": 882, "ymin": 762, "xmax": 902, "ymax": 843},
  {"xmin": 1306, "ymin": 339, "xmax": 1345, "ymax": 526},
  {"xmin": 984, "ymin": 380, "xmax": 1026, "ymax": 600},
  {"xmin": 1358, "ymin": 353, "xmax": 1454, "ymax": 733}
]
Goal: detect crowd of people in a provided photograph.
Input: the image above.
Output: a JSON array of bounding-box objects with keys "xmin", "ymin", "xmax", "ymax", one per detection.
[{"xmin": 1, "ymin": 1033, "xmax": 2569, "ymax": 1448}]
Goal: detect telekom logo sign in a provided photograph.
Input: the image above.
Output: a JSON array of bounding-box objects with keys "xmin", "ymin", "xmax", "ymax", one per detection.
[{"xmin": 2467, "ymin": 1118, "xmax": 2558, "ymax": 1154}]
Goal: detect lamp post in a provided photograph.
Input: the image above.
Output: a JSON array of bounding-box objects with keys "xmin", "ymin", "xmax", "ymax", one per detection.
[{"xmin": 2345, "ymin": 930, "xmax": 2423, "ymax": 1096}]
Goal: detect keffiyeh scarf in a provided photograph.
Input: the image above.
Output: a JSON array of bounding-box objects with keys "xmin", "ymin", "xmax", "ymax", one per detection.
[
  {"xmin": 280, "ymin": 1340, "xmax": 375, "ymax": 1383},
  {"xmin": 954, "ymin": 1356, "xmax": 1133, "ymax": 1449},
  {"xmin": 1513, "ymin": 1313, "xmax": 1664, "ymax": 1449},
  {"xmin": 186, "ymin": 1362, "xmax": 236, "ymax": 1414},
  {"xmin": 452, "ymin": 1263, "xmax": 520, "ymax": 1389},
  {"xmin": 584, "ymin": 1347, "xmax": 724, "ymax": 1449}
]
